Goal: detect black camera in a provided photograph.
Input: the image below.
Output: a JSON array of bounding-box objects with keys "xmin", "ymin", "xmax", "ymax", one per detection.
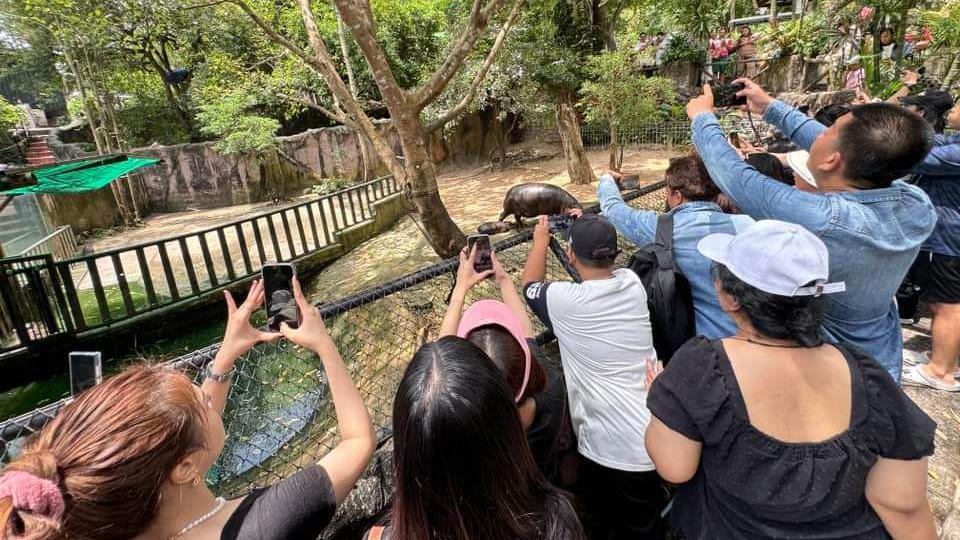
[
  {"xmin": 548, "ymin": 214, "xmax": 574, "ymax": 233},
  {"xmin": 713, "ymin": 82, "xmax": 747, "ymax": 108}
]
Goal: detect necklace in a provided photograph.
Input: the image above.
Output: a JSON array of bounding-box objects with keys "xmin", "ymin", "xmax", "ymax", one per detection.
[{"xmin": 167, "ymin": 497, "xmax": 227, "ymax": 540}]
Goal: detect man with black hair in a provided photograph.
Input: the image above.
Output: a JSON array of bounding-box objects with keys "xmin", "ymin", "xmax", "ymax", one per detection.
[
  {"xmin": 599, "ymin": 155, "xmax": 754, "ymax": 339},
  {"xmin": 687, "ymin": 79, "xmax": 936, "ymax": 381},
  {"xmin": 522, "ymin": 214, "xmax": 664, "ymax": 539}
]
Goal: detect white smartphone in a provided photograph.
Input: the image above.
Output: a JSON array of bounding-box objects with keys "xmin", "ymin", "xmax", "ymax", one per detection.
[{"xmin": 69, "ymin": 351, "xmax": 103, "ymax": 397}]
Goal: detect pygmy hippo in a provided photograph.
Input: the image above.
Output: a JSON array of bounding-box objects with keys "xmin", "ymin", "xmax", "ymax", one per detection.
[
  {"xmin": 498, "ymin": 183, "xmax": 581, "ymax": 226},
  {"xmin": 477, "ymin": 221, "xmax": 517, "ymax": 235}
]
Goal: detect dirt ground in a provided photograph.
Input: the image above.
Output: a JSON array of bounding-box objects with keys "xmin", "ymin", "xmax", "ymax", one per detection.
[{"xmin": 307, "ymin": 147, "xmax": 675, "ymax": 301}]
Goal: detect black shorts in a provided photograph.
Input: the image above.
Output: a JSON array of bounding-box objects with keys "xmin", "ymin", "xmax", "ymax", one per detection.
[{"xmin": 911, "ymin": 251, "xmax": 960, "ymax": 304}]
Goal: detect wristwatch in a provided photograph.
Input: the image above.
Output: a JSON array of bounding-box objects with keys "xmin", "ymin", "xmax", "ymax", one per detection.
[{"xmin": 204, "ymin": 363, "xmax": 236, "ymax": 383}]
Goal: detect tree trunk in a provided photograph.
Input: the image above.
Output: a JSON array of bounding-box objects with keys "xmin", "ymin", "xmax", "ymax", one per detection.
[
  {"xmin": 335, "ymin": 6, "xmax": 373, "ymax": 181},
  {"xmin": 394, "ymin": 114, "xmax": 466, "ymax": 257},
  {"xmin": 943, "ymin": 54, "xmax": 960, "ymax": 89},
  {"xmin": 608, "ymin": 122, "xmax": 619, "ymax": 171},
  {"xmin": 556, "ymin": 93, "xmax": 596, "ymax": 185}
]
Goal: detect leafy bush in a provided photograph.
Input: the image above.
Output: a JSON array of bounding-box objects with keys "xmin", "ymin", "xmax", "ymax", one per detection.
[
  {"xmin": 0, "ymin": 96, "xmax": 24, "ymax": 132},
  {"xmin": 581, "ymin": 52, "xmax": 677, "ymax": 129},
  {"xmin": 310, "ymin": 177, "xmax": 351, "ymax": 196},
  {"xmin": 661, "ymin": 34, "xmax": 704, "ymax": 64},
  {"xmin": 196, "ymin": 88, "xmax": 280, "ymax": 156},
  {"xmin": 766, "ymin": 10, "xmax": 833, "ymax": 58}
]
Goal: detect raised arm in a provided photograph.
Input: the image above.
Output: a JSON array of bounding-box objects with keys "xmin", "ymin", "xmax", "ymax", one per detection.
[
  {"xmin": 912, "ymin": 138, "xmax": 960, "ymax": 177},
  {"xmin": 598, "ymin": 173, "xmax": 658, "ymax": 246},
  {"xmin": 865, "ymin": 457, "xmax": 938, "ymax": 539},
  {"xmin": 439, "ymin": 247, "xmax": 494, "ymax": 336},
  {"xmin": 204, "ymin": 279, "xmax": 282, "ymax": 415},
  {"xmin": 687, "ymin": 83, "xmax": 832, "ymax": 232},
  {"xmin": 491, "ymin": 252, "xmax": 535, "ymax": 338},
  {"xmin": 522, "ymin": 216, "xmax": 551, "ymax": 286},
  {"xmin": 281, "ymin": 277, "xmax": 376, "ymax": 505}
]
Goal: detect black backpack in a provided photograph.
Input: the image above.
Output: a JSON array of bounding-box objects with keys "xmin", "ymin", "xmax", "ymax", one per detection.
[{"xmin": 627, "ymin": 213, "xmax": 696, "ymax": 364}]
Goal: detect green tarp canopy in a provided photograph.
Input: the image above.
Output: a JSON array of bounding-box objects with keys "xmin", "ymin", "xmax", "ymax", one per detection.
[{"xmin": 1, "ymin": 155, "xmax": 159, "ymax": 196}]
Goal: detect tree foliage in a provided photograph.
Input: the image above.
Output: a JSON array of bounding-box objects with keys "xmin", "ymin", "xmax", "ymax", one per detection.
[{"xmin": 581, "ymin": 52, "xmax": 676, "ymax": 127}]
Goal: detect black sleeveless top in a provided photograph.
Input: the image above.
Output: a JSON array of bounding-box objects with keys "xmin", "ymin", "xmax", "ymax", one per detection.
[{"xmin": 647, "ymin": 337, "xmax": 936, "ymax": 539}]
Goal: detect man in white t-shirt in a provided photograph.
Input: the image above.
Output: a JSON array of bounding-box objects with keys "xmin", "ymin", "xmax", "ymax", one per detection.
[{"xmin": 522, "ymin": 213, "xmax": 664, "ymax": 539}]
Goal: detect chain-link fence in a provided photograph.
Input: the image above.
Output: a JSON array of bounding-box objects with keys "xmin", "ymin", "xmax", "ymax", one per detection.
[{"xmin": 0, "ymin": 182, "xmax": 668, "ymax": 538}]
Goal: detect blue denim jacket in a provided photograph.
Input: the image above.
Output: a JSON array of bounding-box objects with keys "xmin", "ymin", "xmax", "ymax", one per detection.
[
  {"xmin": 692, "ymin": 100, "xmax": 936, "ymax": 381},
  {"xmin": 599, "ymin": 175, "xmax": 755, "ymax": 339},
  {"xmin": 913, "ymin": 133, "xmax": 960, "ymax": 257}
]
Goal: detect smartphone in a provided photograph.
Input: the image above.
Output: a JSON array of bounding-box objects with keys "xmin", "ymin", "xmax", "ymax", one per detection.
[
  {"xmin": 728, "ymin": 131, "xmax": 741, "ymax": 148},
  {"xmin": 261, "ymin": 263, "xmax": 301, "ymax": 332},
  {"xmin": 69, "ymin": 351, "xmax": 102, "ymax": 397},
  {"xmin": 466, "ymin": 234, "xmax": 493, "ymax": 273}
]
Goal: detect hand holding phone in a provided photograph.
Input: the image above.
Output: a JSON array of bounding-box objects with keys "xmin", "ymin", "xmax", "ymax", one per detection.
[
  {"xmin": 221, "ymin": 279, "xmax": 282, "ymax": 357},
  {"xmin": 466, "ymin": 234, "xmax": 493, "ymax": 273},
  {"xmin": 262, "ymin": 263, "xmax": 301, "ymax": 332}
]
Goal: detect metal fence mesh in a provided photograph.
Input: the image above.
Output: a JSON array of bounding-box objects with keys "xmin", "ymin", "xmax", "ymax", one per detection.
[{"xmin": 0, "ymin": 182, "xmax": 669, "ymax": 537}]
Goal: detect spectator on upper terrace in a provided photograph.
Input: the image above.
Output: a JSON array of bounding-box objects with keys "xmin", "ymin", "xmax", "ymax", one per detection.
[
  {"xmin": 0, "ymin": 279, "xmax": 376, "ymax": 540},
  {"xmin": 438, "ymin": 247, "xmax": 570, "ymax": 484},
  {"xmin": 687, "ymin": 78, "xmax": 935, "ymax": 381},
  {"xmin": 646, "ymin": 219, "xmax": 938, "ymax": 539},
  {"xmin": 522, "ymin": 213, "xmax": 665, "ymax": 538},
  {"xmin": 366, "ymin": 337, "xmax": 585, "ymax": 540},
  {"xmin": 598, "ymin": 155, "xmax": 754, "ymax": 339}
]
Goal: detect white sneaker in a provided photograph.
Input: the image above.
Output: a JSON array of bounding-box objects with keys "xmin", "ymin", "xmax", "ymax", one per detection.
[
  {"xmin": 902, "ymin": 364, "xmax": 960, "ymax": 392},
  {"xmin": 902, "ymin": 350, "xmax": 960, "ymax": 378}
]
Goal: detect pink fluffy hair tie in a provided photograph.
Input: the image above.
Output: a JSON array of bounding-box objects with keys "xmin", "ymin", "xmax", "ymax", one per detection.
[{"xmin": 0, "ymin": 470, "xmax": 65, "ymax": 521}]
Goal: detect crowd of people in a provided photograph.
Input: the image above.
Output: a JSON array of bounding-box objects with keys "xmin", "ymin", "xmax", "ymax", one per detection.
[{"xmin": 1, "ymin": 75, "xmax": 957, "ymax": 539}]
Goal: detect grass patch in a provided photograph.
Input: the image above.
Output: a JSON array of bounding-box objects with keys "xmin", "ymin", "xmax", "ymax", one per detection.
[{"xmin": 76, "ymin": 282, "xmax": 168, "ymax": 326}]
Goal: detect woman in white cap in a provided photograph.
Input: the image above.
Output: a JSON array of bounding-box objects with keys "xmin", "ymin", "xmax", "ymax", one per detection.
[{"xmin": 644, "ymin": 220, "xmax": 937, "ymax": 539}]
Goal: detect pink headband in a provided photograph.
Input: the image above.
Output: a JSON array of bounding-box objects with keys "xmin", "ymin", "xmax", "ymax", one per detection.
[
  {"xmin": 457, "ymin": 300, "xmax": 532, "ymax": 402},
  {"xmin": 0, "ymin": 470, "xmax": 65, "ymax": 522}
]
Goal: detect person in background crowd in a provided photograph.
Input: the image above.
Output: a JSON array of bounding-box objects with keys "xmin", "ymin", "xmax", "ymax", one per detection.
[
  {"xmin": 645, "ymin": 219, "xmax": 938, "ymax": 539},
  {"xmin": 878, "ymin": 27, "xmax": 912, "ymax": 61},
  {"xmin": 843, "ymin": 56, "xmax": 866, "ymax": 91},
  {"xmin": 368, "ymin": 337, "xmax": 585, "ymax": 540},
  {"xmin": 901, "ymin": 90, "xmax": 956, "ymax": 134},
  {"xmin": 634, "ymin": 33, "xmax": 651, "ymax": 52},
  {"xmin": 902, "ymin": 95, "xmax": 960, "ymax": 392},
  {"xmin": 0, "ymin": 279, "xmax": 376, "ymax": 540},
  {"xmin": 707, "ymin": 27, "xmax": 734, "ymax": 82},
  {"xmin": 745, "ymin": 152, "xmax": 790, "ymax": 185},
  {"xmin": 439, "ymin": 247, "xmax": 569, "ymax": 482},
  {"xmin": 655, "ymin": 32, "xmax": 671, "ymax": 66},
  {"xmin": 687, "ymin": 78, "xmax": 935, "ymax": 381},
  {"xmin": 598, "ymin": 155, "xmax": 754, "ymax": 339},
  {"xmin": 523, "ymin": 214, "xmax": 665, "ymax": 538},
  {"xmin": 773, "ymin": 103, "xmax": 854, "ymax": 191},
  {"xmin": 734, "ymin": 24, "xmax": 759, "ymax": 79}
]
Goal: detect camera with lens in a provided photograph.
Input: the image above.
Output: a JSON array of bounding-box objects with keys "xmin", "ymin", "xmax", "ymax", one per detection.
[{"xmin": 712, "ymin": 82, "xmax": 747, "ymax": 108}]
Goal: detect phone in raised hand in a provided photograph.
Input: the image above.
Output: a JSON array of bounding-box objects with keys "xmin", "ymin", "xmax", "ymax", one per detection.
[
  {"xmin": 69, "ymin": 351, "xmax": 102, "ymax": 397},
  {"xmin": 466, "ymin": 234, "xmax": 493, "ymax": 273},
  {"xmin": 261, "ymin": 263, "xmax": 301, "ymax": 332}
]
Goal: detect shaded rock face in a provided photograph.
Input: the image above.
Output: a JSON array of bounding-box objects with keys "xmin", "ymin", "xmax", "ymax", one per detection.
[
  {"xmin": 134, "ymin": 123, "xmax": 400, "ymax": 212},
  {"xmin": 132, "ymin": 109, "xmax": 515, "ymax": 213}
]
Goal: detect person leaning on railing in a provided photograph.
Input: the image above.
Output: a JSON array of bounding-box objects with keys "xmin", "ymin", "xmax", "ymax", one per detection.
[{"xmin": 0, "ymin": 278, "xmax": 376, "ymax": 540}]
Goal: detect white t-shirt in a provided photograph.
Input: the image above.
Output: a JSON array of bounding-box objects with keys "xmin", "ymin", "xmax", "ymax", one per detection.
[{"xmin": 524, "ymin": 269, "xmax": 657, "ymax": 472}]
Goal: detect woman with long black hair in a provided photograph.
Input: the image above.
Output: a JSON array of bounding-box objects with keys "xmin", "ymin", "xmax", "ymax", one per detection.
[{"xmin": 367, "ymin": 337, "xmax": 584, "ymax": 540}]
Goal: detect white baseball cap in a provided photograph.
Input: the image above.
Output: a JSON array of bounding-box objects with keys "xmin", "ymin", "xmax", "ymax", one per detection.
[
  {"xmin": 785, "ymin": 150, "xmax": 817, "ymax": 188},
  {"xmin": 697, "ymin": 220, "xmax": 846, "ymax": 297}
]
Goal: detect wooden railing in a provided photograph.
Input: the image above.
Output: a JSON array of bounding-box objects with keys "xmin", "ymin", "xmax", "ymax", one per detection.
[
  {"xmin": 19, "ymin": 226, "xmax": 78, "ymax": 261},
  {"xmin": 0, "ymin": 175, "xmax": 401, "ymax": 351}
]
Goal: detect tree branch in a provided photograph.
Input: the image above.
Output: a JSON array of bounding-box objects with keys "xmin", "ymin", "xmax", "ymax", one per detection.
[
  {"xmin": 331, "ymin": 0, "xmax": 408, "ymax": 109},
  {"xmin": 278, "ymin": 93, "xmax": 354, "ymax": 127},
  {"xmin": 425, "ymin": 0, "xmax": 525, "ymax": 134},
  {"xmin": 413, "ymin": 0, "xmax": 509, "ymax": 111}
]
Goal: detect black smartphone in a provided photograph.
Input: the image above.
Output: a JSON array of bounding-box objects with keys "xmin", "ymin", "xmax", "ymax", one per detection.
[
  {"xmin": 466, "ymin": 234, "xmax": 493, "ymax": 273},
  {"xmin": 728, "ymin": 131, "xmax": 740, "ymax": 148},
  {"xmin": 69, "ymin": 351, "xmax": 102, "ymax": 397},
  {"xmin": 262, "ymin": 263, "xmax": 301, "ymax": 332}
]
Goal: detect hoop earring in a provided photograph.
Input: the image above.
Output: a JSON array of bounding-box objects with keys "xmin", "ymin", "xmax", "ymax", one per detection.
[{"xmin": 192, "ymin": 471, "xmax": 201, "ymax": 487}]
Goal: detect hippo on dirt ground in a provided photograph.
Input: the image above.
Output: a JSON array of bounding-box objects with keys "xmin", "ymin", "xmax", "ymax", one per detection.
[{"xmin": 498, "ymin": 183, "xmax": 581, "ymax": 227}]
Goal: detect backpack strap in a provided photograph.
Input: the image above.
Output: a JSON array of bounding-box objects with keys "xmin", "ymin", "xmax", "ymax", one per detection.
[
  {"xmin": 654, "ymin": 213, "xmax": 676, "ymax": 270},
  {"xmin": 368, "ymin": 526, "xmax": 385, "ymax": 540}
]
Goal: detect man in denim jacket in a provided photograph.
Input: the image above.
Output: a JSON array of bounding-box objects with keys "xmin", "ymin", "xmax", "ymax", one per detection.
[
  {"xmin": 598, "ymin": 155, "xmax": 754, "ymax": 339},
  {"xmin": 687, "ymin": 80, "xmax": 935, "ymax": 381}
]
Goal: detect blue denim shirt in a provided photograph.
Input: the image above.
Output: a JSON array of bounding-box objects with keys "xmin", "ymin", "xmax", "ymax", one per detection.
[
  {"xmin": 913, "ymin": 133, "xmax": 960, "ymax": 257},
  {"xmin": 599, "ymin": 175, "xmax": 755, "ymax": 339},
  {"xmin": 692, "ymin": 100, "xmax": 936, "ymax": 381}
]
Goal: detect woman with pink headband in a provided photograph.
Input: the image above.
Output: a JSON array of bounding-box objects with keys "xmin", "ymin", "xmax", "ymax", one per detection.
[{"xmin": 437, "ymin": 246, "xmax": 570, "ymax": 485}]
